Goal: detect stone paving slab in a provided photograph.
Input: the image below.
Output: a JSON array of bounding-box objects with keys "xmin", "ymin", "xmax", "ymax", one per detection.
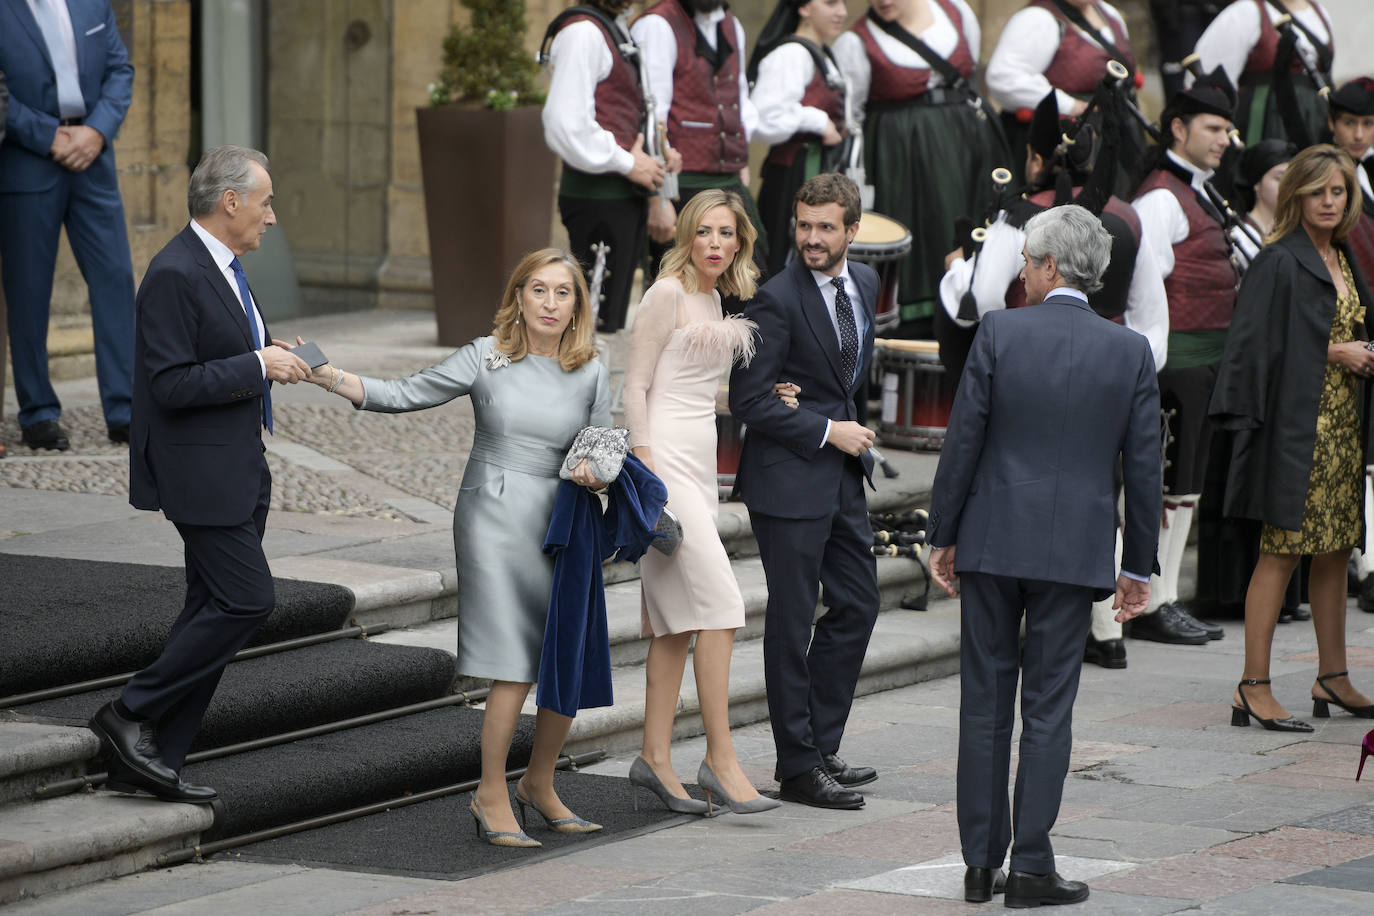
[
  {"xmin": 1192, "ymin": 881, "xmax": 1374, "ymax": 915},
  {"xmin": 779, "ymin": 804, "xmax": 960, "ymax": 864},
  {"xmin": 1293, "ymin": 803, "xmax": 1374, "ymax": 835},
  {"xmin": 1082, "ymin": 746, "xmax": 1288, "ymax": 790},
  {"xmin": 4, "ymin": 862, "xmax": 305, "ymax": 915},
  {"xmin": 745, "ymin": 887, "xmax": 983, "ymax": 916},
  {"xmin": 1092, "ymin": 852, "xmax": 1311, "ymax": 900},
  {"xmin": 124, "ymin": 867, "xmax": 450, "ymax": 916},
  {"xmin": 1200, "ymin": 825, "xmax": 1374, "ymax": 866},
  {"xmin": 1281, "ymin": 852, "xmax": 1374, "ymax": 892},
  {"xmin": 1048, "ymin": 817, "xmax": 1239, "ymax": 862}
]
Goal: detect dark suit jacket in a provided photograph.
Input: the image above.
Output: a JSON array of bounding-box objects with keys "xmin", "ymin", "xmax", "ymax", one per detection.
[
  {"xmin": 129, "ymin": 225, "xmax": 271, "ymax": 527},
  {"xmin": 0, "ymin": 0, "xmax": 132, "ymax": 193},
  {"xmin": 927, "ymin": 294, "xmax": 1162, "ymax": 594},
  {"xmin": 1210, "ymin": 228, "xmax": 1374, "ymax": 531},
  {"xmin": 729, "ymin": 257, "xmax": 879, "ymax": 519}
]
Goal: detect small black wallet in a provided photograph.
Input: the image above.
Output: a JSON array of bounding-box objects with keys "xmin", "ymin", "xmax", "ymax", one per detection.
[{"xmin": 292, "ymin": 341, "xmax": 329, "ymax": 368}]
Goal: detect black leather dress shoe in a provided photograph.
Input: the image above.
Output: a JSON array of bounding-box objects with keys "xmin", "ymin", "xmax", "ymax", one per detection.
[
  {"xmin": 1083, "ymin": 635, "xmax": 1127, "ymax": 669},
  {"xmin": 107, "ymin": 424, "xmax": 130, "ymax": 444},
  {"xmin": 778, "ymin": 767, "xmax": 865, "ymax": 809},
  {"xmin": 1172, "ymin": 602, "xmax": 1223, "ymax": 640},
  {"xmin": 1128, "ymin": 603, "xmax": 1208, "ymax": 645},
  {"xmin": 89, "ymin": 702, "xmax": 179, "ymax": 793},
  {"xmin": 105, "ymin": 761, "xmax": 218, "ymax": 802},
  {"xmin": 822, "ymin": 753, "xmax": 877, "ymax": 787},
  {"xmin": 964, "ymin": 866, "xmax": 1007, "ymax": 903},
  {"xmin": 21, "ymin": 420, "xmax": 70, "ymax": 451},
  {"xmin": 1004, "ymin": 871, "xmax": 1089, "ymax": 908}
]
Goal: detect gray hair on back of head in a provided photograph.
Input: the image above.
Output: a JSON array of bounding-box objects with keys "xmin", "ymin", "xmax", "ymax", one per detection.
[
  {"xmin": 187, "ymin": 146, "xmax": 270, "ymax": 219},
  {"xmin": 1023, "ymin": 204, "xmax": 1112, "ymax": 294}
]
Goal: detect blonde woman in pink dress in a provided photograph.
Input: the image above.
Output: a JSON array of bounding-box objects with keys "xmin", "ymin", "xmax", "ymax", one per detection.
[{"xmin": 623, "ymin": 190, "xmax": 784, "ymax": 816}]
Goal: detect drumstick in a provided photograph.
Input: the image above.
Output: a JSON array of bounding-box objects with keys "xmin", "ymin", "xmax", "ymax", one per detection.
[{"xmin": 869, "ymin": 446, "xmax": 900, "ymax": 479}]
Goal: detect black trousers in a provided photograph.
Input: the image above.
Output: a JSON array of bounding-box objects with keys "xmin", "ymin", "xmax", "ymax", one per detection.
[
  {"xmin": 957, "ymin": 572, "xmax": 1094, "ymax": 875},
  {"xmin": 751, "ymin": 467, "xmax": 880, "ymax": 780},
  {"xmin": 559, "ymin": 193, "xmax": 647, "ymax": 333},
  {"xmin": 121, "ymin": 462, "xmax": 275, "ymax": 771}
]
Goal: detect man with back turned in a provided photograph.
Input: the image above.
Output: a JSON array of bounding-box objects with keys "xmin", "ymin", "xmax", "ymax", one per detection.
[
  {"xmin": 87, "ymin": 146, "xmax": 310, "ymax": 802},
  {"xmin": 927, "ymin": 205, "xmax": 1161, "ymax": 907}
]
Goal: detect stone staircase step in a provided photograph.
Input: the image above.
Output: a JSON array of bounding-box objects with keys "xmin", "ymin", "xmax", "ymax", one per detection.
[
  {"xmin": 0, "ymin": 792, "xmax": 212, "ymax": 905},
  {"xmin": 0, "ymin": 723, "xmax": 98, "ymax": 807},
  {"xmin": 562, "ymin": 601, "xmax": 961, "ymax": 758}
]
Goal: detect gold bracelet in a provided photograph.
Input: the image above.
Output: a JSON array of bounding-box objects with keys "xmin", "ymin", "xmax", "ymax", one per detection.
[{"xmin": 328, "ymin": 366, "xmax": 343, "ymax": 394}]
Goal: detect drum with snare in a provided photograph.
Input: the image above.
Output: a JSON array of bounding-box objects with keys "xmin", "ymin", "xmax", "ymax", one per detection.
[
  {"xmin": 848, "ymin": 212, "xmax": 911, "ymax": 336},
  {"xmin": 875, "ymin": 338, "xmax": 955, "ymax": 451}
]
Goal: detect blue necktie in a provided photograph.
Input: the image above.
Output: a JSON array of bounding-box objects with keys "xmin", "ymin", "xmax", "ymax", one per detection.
[
  {"xmin": 229, "ymin": 257, "xmax": 272, "ymax": 434},
  {"xmin": 30, "ymin": 0, "xmax": 86, "ymax": 119}
]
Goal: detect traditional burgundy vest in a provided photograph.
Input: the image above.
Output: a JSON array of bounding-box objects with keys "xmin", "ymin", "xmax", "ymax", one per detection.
[
  {"xmin": 764, "ymin": 46, "xmax": 845, "ymax": 168},
  {"xmin": 850, "ymin": 0, "xmax": 975, "ymax": 104},
  {"xmin": 643, "ymin": 0, "xmax": 748, "ymax": 174},
  {"xmin": 1003, "ymin": 190, "xmax": 1142, "ymax": 313},
  {"xmin": 1347, "ymin": 210, "xmax": 1374, "ymax": 294},
  {"xmin": 1029, "ymin": 0, "xmax": 1135, "ymax": 97},
  {"xmin": 1134, "ymin": 167, "xmax": 1239, "ymax": 331},
  {"xmin": 560, "ymin": 13, "xmax": 644, "ymax": 156},
  {"xmin": 1242, "ymin": 0, "xmax": 1332, "ymax": 78}
]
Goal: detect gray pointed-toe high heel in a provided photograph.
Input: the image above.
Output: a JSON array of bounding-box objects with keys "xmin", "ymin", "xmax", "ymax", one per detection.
[
  {"xmin": 628, "ymin": 756, "xmax": 709, "ymax": 815},
  {"xmin": 514, "ymin": 779, "xmax": 602, "ymax": 833},
  {"xmin": 697, "ymin": 761, "xmax": 781, "ymax": 815},
  {"xmin": 470, "ymin": 796, "xmax": 541, "ymax": 848}
]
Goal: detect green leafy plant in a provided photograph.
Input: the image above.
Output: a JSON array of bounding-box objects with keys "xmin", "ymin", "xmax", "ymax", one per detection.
[{"xmin": 431, "ymin": 0, "xmax": 545, "ymax": 109}]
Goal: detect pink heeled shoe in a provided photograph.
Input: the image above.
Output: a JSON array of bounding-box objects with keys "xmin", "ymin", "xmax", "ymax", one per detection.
[{"xmin": 1358, "ymin": 729, "xmax": 1374, "ymax": 782}]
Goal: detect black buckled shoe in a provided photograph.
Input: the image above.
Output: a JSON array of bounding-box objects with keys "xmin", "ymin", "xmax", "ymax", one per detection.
[
  {"xmin": 1128, "ymin": 603, "xmax": 1209, "ymax": 645},
  {"xmin": 778, "ymin": 767, "xmax": 865, "ymax": 809},
  {"xmin": 822, "ymin": 753, "xmax": 877, "ymax": 787},
  {"xmin": 21, "ymin": 420, "xmax": 70, "ymax": 451},
  {"xmin": 964, "ymin": 866, "xmax": 1007, "ymax": 903},
  {"xmin": 1171, "ymin": 602, "xmax": 1223, "ymax": 640},
  {"xmin": 1083, "ymin": 635, "xmax": 1127, "ymax": 669},
  {"xmin": 89, "ymin": 702, "xmax": 179, "ymax": 794},
  {"xmin": 1004, "ymin": 871, "xmax": 1089, "ymax": 908}
]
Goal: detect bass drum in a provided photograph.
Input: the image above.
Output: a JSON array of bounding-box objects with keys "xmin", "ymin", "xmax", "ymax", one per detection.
[{"xmin": 848, "ymin": 212, "xmax": 911, "ymax": 337}]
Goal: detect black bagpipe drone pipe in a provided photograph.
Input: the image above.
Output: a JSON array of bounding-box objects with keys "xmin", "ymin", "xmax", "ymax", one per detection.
[{"xmin": 869, "ymin": 506, "xmax": 931, "ymax": 610}]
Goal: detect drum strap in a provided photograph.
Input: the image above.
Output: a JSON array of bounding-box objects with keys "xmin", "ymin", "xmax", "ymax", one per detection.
[{"xmin": 864, "ymin": 10, "xmax": 1005, "ymax": 136}]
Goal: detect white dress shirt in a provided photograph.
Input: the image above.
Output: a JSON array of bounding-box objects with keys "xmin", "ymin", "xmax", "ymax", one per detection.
[
  {"xmin": 541, "ymin": 17, "xmax": 638, "ymax": 176},
  {"xmin": 939, "ymin": 210, "xmax": 1169, "ymax": 371},
  {"xmin": 629, "ymin": 8, "xmax": 758, "ymax": 143},
  {"xmin": 831, "ymin": 0, "xmax": 981, "ymax": 126},
  {"xmin": 750, "ymin": 42, "xmax": 843, "ymax": 146},
  {"xmin": 27, "ymin": 0, "xmax": 86, "ymax": 119},
  {"xmin": 1191, "ymin": 0, "xmax": 1331, "ymax": 92},
  {"xmin": 984, "ymin": 3, "xmax": 1131, "ymax": 116},
  {"xmin": 190, "ymin": 220, "xmax": 267, "ymax": 378},
  {"xmin": 1132, "ymin": 151, "xmax": 1215, "ymax": 283},
  {"xmin": 813, "ymin": 262, "xmax": 867, "ymax": 448}
]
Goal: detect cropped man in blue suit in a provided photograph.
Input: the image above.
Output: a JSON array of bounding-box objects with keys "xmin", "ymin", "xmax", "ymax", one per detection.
[
  {"xmin": 927, "ymin": 205, "xmax": 1161, "ymax": 908},
  {"xmin": 87, "ymin": 146, "xmax": 310, "ymax": 803},
  {"xmin": 730, "ymin": 173, "xmax": 882, "ymax": 810},
  {"xmin": 0, "ymin": 0, "xmax": 136, "ymax": 450}
]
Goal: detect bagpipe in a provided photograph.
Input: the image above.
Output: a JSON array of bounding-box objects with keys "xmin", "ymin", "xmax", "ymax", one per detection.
[
  {"xmin": 953, "ymin": 167, "xmax": 1016, "ymax": 323},
  {"xmin": 869, "ymin": 507, "xmax": 930, "ymax": 610}
]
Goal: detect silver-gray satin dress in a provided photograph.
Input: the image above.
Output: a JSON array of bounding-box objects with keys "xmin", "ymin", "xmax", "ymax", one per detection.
[{"xmin": 358, "ymin": 336, "xmax": 611, "ymax": 682}]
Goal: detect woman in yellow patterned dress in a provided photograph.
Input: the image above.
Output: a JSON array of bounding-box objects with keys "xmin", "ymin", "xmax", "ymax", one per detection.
[{"xmin": 1212, "ymin": 145, "xmax": 1374, "ymax": 731}]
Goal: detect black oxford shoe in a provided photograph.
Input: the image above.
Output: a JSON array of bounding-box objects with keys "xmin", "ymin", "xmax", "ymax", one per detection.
[
  {"xmin": 89, "ymin": 702, "xmax": 179, "ymax": 793},
  {"xmin": 105, "ymin": 761, "xmax": 218, "ymax": 803},
  {"xmin": 1128, "ymin": 603, "xmax": 1208, "ymax": 645},
  {"xmin": 107, "ymin": 424, "xmax": 130, "ymax": 444},
  {"xmin": 1172, "ymin": 602, "xmax": 1223, "ymax": 640},
  {"xmin": 822, "ymin": 753, "xmax": 877, "ymax": 787},
  {"xmin": 1083, "ymin": 635, "xmax": 1127, "ymax": 669},
  {"xmin": 21, "ymin": 420, "xmax": 70, "ymax": 451},
  {"xmin": 778, "ymin": 767, "xmax": 865, "ymax": 809},
  {"xmin": 964, "ymin": 866, "xmax": 1007, "ymax": 903},
  {"xmin": 1004, "ymin": 871, "xmax": 1089, "ymax": 908}
]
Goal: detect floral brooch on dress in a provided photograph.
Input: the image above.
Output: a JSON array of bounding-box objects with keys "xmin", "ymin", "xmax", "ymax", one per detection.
[{"xmin": 485, "ymin": 347, "xmax": 512, "ymax": 370}]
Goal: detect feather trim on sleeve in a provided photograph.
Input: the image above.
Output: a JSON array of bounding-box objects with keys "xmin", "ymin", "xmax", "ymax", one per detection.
[{"xmin": 678, "ymin": 314, "xmax": 760, "ymax": 367}]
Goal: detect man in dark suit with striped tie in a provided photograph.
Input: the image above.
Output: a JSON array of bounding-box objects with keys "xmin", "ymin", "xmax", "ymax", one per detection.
[
  {"xmin": 730, "ymin": 173, "xmax": 882, "ymax": 810},
  {"xmin": 928, "ymin": 205, "xmax": 1161, "ymax": 907},
  {"xmin": 87, "ymin": 146, "xmax": 310, "ymax": 802}
]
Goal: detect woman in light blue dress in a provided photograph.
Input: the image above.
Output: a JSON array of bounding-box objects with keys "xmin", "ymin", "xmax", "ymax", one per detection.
[{"xmin": 309, "ymin": 249, "xmax": 611, "ymax": 848}]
